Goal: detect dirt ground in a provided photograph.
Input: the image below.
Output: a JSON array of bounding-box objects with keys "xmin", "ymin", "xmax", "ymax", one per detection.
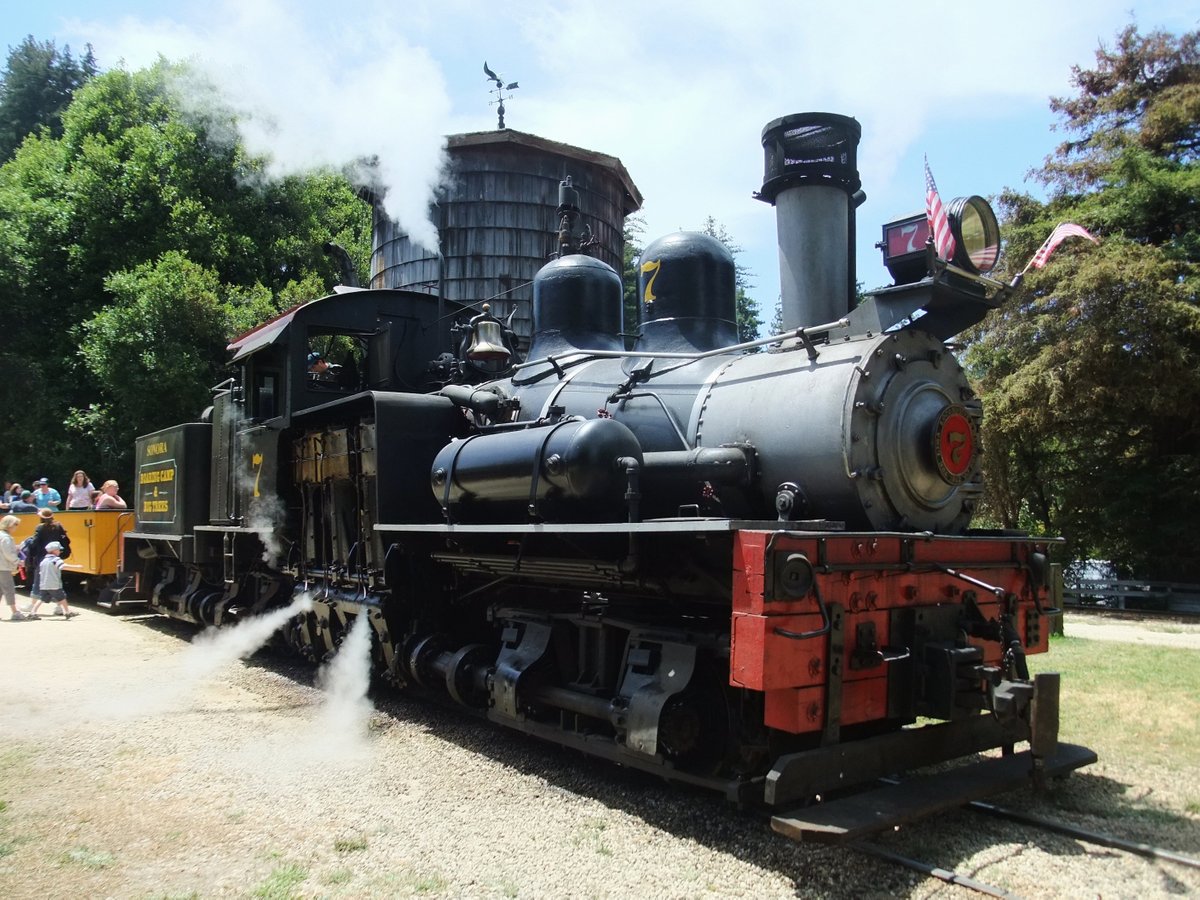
[
  {"xmin": 1, "ymin": 598, "xmax": 1197, "ymax": 899},
  {"xmin": 1058, "ymin": 614, "xmax": 1200, "ymax": 649}
]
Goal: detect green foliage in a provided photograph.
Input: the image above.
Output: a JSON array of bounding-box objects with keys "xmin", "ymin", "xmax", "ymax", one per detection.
[
  {"xmin": 73, "ymin": 252, "xmax": 229, "ymax": 465},
  {"xmin": 622, "ymin": 212, "xmax": 645, "ymax": 343},
  {"xmin": 62, "ymin": 846, "xmax": 117, "ymax": 869},
  {"xmin": 0, "ymin": 52, "xmax": 371, "ymax": 481},
  {"xmin": 251, "ymin": 863, "xmax": 308, "ymax": 900},
  {"xmin": 966, "ymin": 24, "xmax": 1200, "ymax": 580},
  {"xmin": 0, "ymin": 36, "xmax": 95, "ymax": 161},
  {"xmin": 1045, "ymin": 25, "xmax": 1199, "ymax": 187}
]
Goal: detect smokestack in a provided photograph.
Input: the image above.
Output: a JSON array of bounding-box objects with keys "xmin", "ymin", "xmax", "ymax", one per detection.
[{"xmin": 757, "ymin": 113, "xmax": 861, "ymax": 331}]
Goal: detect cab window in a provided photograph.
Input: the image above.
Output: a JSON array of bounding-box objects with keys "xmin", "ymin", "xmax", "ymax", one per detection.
[{"xmin": 306, "ymin": 330, "xmax": 367, "ymax": 392}]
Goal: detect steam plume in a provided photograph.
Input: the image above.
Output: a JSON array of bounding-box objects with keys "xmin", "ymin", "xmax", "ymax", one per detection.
[{"xmin": 84, "ymin": 0, "xmax": 453, "ymax": 249}]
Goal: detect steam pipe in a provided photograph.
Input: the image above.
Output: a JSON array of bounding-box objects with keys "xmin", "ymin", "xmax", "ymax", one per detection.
[
  {"xmin": 513, "ymin": 317, "xmax": 850, "ymax": 373},
  {"xmin": 321, "ymin": 242, "xmax": 360, "ymax": 288},
  {"xmin": 439, "ymin": 384, "xmax": 506, "ymax": 418},
  {"xmin": 639, "ymin": 447, "xmax": 752, "ymax": 485}
]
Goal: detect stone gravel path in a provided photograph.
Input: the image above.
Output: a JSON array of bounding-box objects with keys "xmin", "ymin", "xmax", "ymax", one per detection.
[{"xmin": 1, "ymin": 601, "xmax": 1196, "ymax": 898}]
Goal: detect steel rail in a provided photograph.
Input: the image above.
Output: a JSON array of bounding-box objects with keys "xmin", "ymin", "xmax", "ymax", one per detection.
[
  {"xmin": 967, "ymin": 800, "xmax": 1200, "ymax": 870},
  {"xmin": 849, "ymin": 841, "xmax": 1022, "ymax": 899}
]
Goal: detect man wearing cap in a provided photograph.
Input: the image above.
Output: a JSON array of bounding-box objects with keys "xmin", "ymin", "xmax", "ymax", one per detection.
[
  {"xmin": 10, "ymin": 491, "xmax": 38, "ymax": 513},
  {"xmin": 32, "ymin": 478, "xmax": 61, "ymax": 510},
  {"xmin": 308, "ymin": 350, "xmax": 344, "ymax": 385},
  {"xmin": 307, "ymin": 350, "xmax": 329, "ymax": 375}
]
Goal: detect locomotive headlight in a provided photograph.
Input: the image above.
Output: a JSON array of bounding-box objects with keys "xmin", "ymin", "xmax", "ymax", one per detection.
[
  {"xmin": 878, "ymin": 195, "xmax": 1002, "ymax": 283},
  {"xmin": 947, "ymin": 196, "xmax": 1000, "ymax": 275}
]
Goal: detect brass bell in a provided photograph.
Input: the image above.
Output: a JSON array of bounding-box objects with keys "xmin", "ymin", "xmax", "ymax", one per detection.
[{"xmin": 465, "ymin": 304, "xmax": 511, "ymax": 363}]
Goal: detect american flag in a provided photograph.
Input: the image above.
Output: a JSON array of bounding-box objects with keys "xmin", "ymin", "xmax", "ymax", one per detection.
[
  {"xmin": 1030, "ymin": 222, "xmax": 1099, "ymax": 269},
  {"xmin": 925, "ymin": 156, "xmax": 956, "ymax": 262}
]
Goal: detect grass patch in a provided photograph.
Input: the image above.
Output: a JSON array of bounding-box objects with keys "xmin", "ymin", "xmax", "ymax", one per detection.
[
  {"xmin": 322, "ymin": 868, "xmax": 354, "ymax": 886},
  {"xmin": 371, "ymin": 870, "xmax": 450, "ymax": 894},
  {"xmin": 1033, "ymin": 636, "xmax": 1200, "ymax": 769},
  {"xmin": 412, "ymin": 873, "xmax": 449, "ymax": 893},
  {"xmin": 0, "ymin": 799, "xmax": 7, "ymax": 813},
  {"xmin": 333, "ymin": 836, "xmax": 367, "ymax": 853},
  {"xmin": 0, "ymin": 747, "xmax": 35, "ymax": 772},
  {"xmin": 251, "ymin": 864, "xmax": 308, "ymax": 900},
  {"xmin": 62, "ymin": 846, "xmax": 117, "ymax": 869},
  {"xmin": 572, "ymin": 819, "xmax": 613, "ymax": 856}
]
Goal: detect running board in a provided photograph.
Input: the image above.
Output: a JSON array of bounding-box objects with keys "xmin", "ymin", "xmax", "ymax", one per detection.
[{"xmin": 771, "ymin": 743, "xmax": 1097, "ymax": 844}]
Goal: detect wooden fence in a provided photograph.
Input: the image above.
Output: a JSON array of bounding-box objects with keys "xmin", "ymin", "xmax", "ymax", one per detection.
[{"xmin": 1063, "ymin": 580, "xmax": 1200, "ymax": 615}]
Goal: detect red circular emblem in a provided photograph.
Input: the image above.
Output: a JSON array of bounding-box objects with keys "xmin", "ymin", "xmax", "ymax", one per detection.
[{"xmin": 934, "ymin": 408, "xmax": 975, "ymax": 483}]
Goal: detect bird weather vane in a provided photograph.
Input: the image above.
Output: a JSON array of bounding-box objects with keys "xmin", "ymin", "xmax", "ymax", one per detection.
[{"xmin": 483, "ymin": 61, "xmax": 519, "ymax": 130}]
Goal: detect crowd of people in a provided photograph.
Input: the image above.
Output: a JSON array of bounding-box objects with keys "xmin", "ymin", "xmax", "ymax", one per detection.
[
  {"xmin": 0, "ymin": 470, "xmax": 127, "ymax": 622},
  {"xmin": 0, "ymin": 470, "xmax": 126, "ymax": 514}
]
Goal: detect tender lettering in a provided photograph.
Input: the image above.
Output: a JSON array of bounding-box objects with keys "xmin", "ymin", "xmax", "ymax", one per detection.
[
  {"xmin": 139, "ymin": 467, "xmax": 176, "ymax": 485},
  {"xmin": 143, "ymin": 499, "xmax": 170, "ymax": 513},
  {"xmin": 145, "ymin": 441, "xmax": 168, "ymax": 455}
]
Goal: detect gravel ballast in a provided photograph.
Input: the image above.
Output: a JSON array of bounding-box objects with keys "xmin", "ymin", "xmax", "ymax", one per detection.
[{"xmin": 1, "ymin": 605, "xmax": 1197, "ymax": 898}]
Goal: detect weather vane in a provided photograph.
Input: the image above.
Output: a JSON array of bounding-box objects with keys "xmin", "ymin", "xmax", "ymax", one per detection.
[{"xmin": 483, "ymin": 61, "xmax": 519, "ymax": 130}]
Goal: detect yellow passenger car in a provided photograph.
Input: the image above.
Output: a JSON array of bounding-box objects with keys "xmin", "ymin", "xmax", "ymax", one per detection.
[{"xmin": 10, "ymin": 510, "xmax": 135, "ymax": 588}]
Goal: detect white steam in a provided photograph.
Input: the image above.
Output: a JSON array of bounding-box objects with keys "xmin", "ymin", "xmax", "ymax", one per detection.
[
  {"xmin": 226, "ymin": 605, "xmax": 380, "ymax": 777},
  {"xmin": 182, "ymin": 592, "xmax": 316, "ymax": 680},
  {"xmin": 228, "ymin": 414, "xmax": 289, "ymax": 567},
  {"xmin": 88, "ymin": 0, "xmax": 453, "ymax": 249},
  {"xmin": 77, "ymin": 593, "xmax": 317, "ymax": 722},
  {"xmin": 15, "ymin": 592, "xmax": 381, "ymax": 781},
  {"xmin": 311, "ymin": 609, "xmax": 376, "ymax": 755}
]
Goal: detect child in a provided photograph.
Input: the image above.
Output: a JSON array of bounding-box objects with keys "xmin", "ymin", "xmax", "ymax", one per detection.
[{"xmin": 27, "ymin": 541, "xmax": 79, "ymax": 619}]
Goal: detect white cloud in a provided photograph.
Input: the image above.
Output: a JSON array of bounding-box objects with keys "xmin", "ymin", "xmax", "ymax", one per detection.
[{"xmin": 39, "ymin": 0, "xmax": 1195, "ymax": 309}]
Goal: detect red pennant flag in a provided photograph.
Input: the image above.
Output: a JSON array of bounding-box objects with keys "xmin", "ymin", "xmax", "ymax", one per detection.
[{"xmin": 1030, "ymin": 223, "xmax": 1099, "ymax": 270}]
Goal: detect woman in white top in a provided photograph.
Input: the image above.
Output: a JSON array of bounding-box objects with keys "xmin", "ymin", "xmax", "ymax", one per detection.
[
  {"xmin": 66, "ymin": 470, "xmax": 95, "ymax": 510},
  {"xmin": 0, "ymin": 514, "xmax": 25, "ymax": 620}
]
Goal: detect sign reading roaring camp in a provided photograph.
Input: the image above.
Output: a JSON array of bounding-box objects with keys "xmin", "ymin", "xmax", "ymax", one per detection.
[{"xmin": 137, "ymin": 431, "xmax": 180, "ymax": 523}]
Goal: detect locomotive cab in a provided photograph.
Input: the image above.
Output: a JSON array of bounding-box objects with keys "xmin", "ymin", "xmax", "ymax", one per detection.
[
  {"xmin": 118, "ymin": 286, "xmax": 474, "ymax": 628},
  {"xmin": 226, "ymin": 287, "xmax": 459, "ymax": 425}
]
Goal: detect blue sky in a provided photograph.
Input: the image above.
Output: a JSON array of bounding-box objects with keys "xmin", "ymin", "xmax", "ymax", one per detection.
[{"xmin": 4, "ymin": 1, "xmax": 1196, "ymax": 321}]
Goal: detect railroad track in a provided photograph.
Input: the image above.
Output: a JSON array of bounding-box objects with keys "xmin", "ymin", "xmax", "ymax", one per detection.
[{"xmin": 850, "ymin": 799, "xmax": 1200, "ymax": 898}]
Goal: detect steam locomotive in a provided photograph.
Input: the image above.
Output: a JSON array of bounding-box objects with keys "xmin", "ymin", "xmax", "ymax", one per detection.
[{"xmin": 113, "ymin": 114, "xmax": 1080, "ymax": 813}]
